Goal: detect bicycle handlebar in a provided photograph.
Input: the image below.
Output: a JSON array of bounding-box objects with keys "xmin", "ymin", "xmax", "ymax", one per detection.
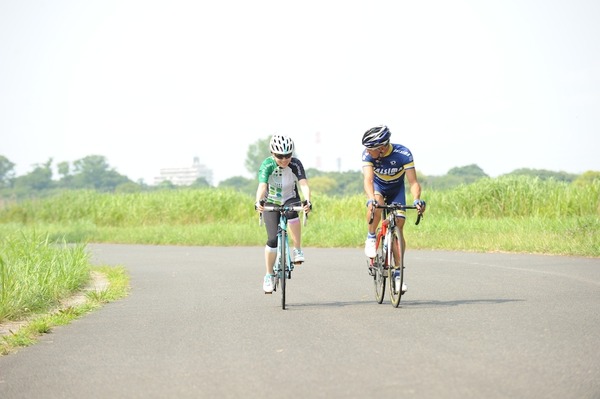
[
  {"xmin": 262, "ymin": 205, "xmax": 306, "ymax": 213},
  {"xmin": 259, "ymin": 204, "xmax": 309, "ymax": 227},
  {"xmin": 368, "ymin": 203, "xmax": 423, "ymax": 226}
]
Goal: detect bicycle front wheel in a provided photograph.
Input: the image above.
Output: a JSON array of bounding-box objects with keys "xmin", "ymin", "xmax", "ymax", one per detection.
[
  {"xmin": 280, "ymin": 231, "xmax": 287, "ymax": 310},
  {"xmin": 373, "ymin": 228, "xmax": 386, "ymax": 304},
  {"xmin": 389, "ymin": 226, "xmax": 405, "ymax": 308}
]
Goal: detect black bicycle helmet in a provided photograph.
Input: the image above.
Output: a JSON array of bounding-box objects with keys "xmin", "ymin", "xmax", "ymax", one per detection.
[{"xmin": 362, "ymin": 125, "xmax": 391, "ymax": 148}]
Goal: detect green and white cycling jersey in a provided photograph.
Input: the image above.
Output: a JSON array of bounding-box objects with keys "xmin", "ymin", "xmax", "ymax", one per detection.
[{"xmin": 257, "ymin": 157, "xmax": 307, "ymax": 205}]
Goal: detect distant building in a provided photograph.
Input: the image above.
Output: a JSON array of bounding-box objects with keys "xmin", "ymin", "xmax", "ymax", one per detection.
[{"xmin": 154, "ymin": 157, "xmax": 213, "ymax": 186}]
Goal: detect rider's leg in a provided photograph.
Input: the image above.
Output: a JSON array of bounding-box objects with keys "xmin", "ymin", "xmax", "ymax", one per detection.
[
  {"xmin": 365, "ymin": 193, "xmax": 385, "ymax": 258},
  {"xmin": 396, "ymin": 216, "xmax": 407, "ymax": 263},
  {"xmin": 288, "ymin": 217, "xmax": 301, "ymax": 249},
  {"xmin": 263, "ymin": 209, "xmax": 279, "ymax": 275},
  {"xmin": 366, "ymin": 193, "xmax": 385, "ymax": 235},
  {"xmin": 395, "ymin": 216, "xmax": 408, "ymax": 293},
  {"xmin": 288, "ymin": 217, "xmax": 306, "ymax": 262},
  {"xmin": 265, "ymin": 245, "xmax": 277, "ymax": 275}
]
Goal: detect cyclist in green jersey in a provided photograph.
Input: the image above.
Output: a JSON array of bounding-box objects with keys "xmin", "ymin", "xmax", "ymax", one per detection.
[{"xmin": 255, "ymin": 135, "xmax": 312, "ymax": 293}]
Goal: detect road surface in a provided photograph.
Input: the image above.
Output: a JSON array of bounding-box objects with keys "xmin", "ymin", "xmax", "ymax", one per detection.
[{"xmin": 1, "ymin": 245, "xmax": 599, "ymax": 398}]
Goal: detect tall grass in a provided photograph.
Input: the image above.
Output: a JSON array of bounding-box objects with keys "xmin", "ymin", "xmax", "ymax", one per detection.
[
  {"xmin": 1, "ymin": 188, "xmax": 255, "ymax": 226},
  {"xmin": 0, "ymin": 232, "xmax": 90, "ymax": 321},
  {"xmin": 0, "ymin": 177, "xmax": 598, "ymax": 256},
  {"xmin": 428, "ymin": 176, "xmax": 599, "ymax": 218}
]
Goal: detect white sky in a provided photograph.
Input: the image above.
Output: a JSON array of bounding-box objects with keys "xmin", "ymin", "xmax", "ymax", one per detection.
[{"xmin": 1, "ymin": 0, "xmax": 599, "ymax": 185}]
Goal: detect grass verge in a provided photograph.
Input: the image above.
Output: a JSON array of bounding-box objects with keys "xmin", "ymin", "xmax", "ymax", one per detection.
[{"xmin": 0, "ymin": 265, "xmax": 129, "ymax": 356}]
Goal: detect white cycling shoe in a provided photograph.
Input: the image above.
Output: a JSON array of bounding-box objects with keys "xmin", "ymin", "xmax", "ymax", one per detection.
[
  {"xmin": 263, "ymin": 274, "xmax": 274, "ymax": 293},
  {"xmin": 364, "ymin": 237, "xmax": 377, "ymax": 258},
  {"xmin": 393, "ymin": 271, "xmax": 408, "ymax": 294},
  {"xmin": 394, "ymin": 279, "xmax": 408, "ymax": 294},
  {"xmin": 293, "ymin": 249, "xmax": 305, "ymax": 263}
]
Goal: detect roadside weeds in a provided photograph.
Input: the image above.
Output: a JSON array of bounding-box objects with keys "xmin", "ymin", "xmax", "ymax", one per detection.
[{"xmin": 0, "ymin": 266, "xmax": 129, "ymax": 356}]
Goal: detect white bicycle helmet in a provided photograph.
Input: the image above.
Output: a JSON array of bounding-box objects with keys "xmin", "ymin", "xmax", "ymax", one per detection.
[
  {"xmin": 270, "ymin": 134, "xmax": 294, "ymax": 155},
  {"xmin": 362, "ymin": 125, "xmax": 391, "ymax": 148}
]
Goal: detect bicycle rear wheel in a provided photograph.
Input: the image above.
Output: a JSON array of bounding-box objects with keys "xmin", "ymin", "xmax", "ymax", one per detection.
[
  {"xmin": 373, "ymin": 229, "xmax": 386, "ymax": 304},
  {"xmin": 389, "ymin": 226, "xmax": 405, "ymax": 308}
]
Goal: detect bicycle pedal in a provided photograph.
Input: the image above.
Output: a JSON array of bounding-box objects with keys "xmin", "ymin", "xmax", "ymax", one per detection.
[{"xmin": 264, "ymin": 291, "xmax": 272, "ymax": 295}]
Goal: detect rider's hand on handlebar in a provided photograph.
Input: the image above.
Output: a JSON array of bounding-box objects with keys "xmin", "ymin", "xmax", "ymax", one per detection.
[
  {"xmin": 254, "ymin": 200, "xmax": 265, "ymax": 212},
  {"xmin": 413, "ymin": 199, "xmax": 426, "ymax": 213},
  {"xmin": 366, "ymin": 198, "xmax": 378, "ymax": 209},
  {"xmin": 303, "ymin": 200, "xmax": 312, "ymax": 214}
]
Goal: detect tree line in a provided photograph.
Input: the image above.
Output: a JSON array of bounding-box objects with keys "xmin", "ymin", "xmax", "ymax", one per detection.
[{"xmin": 1, "ymin": 136, "xmax": 597, "ymax": 200}]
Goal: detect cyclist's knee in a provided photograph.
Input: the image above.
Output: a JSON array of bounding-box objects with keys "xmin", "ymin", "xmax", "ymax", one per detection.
[
  {"xmin": 396, "ymin": 216, "xmax": 406, "ymax": 228},
  {"xmin": 285, "ymin": 211, "xmax": 299, "ymax": 219}
]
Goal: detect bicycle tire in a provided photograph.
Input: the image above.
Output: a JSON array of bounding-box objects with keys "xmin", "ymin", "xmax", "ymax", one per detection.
[
  {"xmin": 374, "ymin": 228, "xmax": 386, "ymax": 304},
  {"xmin": 389, "ymin": 226, "xmax": 405, "ymax": 307},
  {"xmin": 280, "ymin": 230, "xmax": 287, "ymax": 310},
  {"xmin": 272, "ymin": 247, "xmax": 279, "ymax": 294}
]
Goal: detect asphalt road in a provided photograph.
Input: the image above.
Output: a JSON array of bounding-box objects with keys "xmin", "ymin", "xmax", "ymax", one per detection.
[{"xmin": 0, "ymin": 245, "xmax": 599, "ymax": 399}]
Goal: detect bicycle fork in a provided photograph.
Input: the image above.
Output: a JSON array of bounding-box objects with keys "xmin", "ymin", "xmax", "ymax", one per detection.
[
  {"xmin": 275, "ymin": 226, "xmax": 293, "ymax": 281},
  {"xmin": 380, "ymin": 220, "xmax": 391, "ymax": 276}
]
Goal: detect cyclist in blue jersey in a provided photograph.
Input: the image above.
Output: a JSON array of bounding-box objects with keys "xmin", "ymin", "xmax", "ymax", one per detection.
[
  {"xmin": 255, "ymin": 135, "xmax": 312, "ymax": 293},
  {"xmin": 362, "ymin": 125, "xmax": 426, "ymax": 281}
]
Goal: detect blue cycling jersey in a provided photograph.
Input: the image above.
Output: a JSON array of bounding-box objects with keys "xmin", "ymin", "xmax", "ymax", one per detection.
[{"xmin": 362, "ymin": 143, "xmax": 415, "ymax": 204}]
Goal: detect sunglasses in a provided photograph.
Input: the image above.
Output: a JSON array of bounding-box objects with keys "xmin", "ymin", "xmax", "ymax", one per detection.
[{"xmin": 274, "ymin": 153, "xmax": 292, "ymax": 160}]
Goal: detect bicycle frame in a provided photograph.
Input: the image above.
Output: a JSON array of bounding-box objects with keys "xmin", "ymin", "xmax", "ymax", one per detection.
[
  {"xmin": 376, "ymin": 214, "xmax": 394, "ymax": 273},
  {"xmin": 368, "ymin": 203, "xmax": 421, "ymax": 307},
  {"xmin": 369, "ymin": 203, "xmax": 421, "ymax": 270},
  {"xmin": 274, "ymin": 209, "xmax": 293, "ymax": 282},
  {"xmin": 368, "ymin": 208, "xmax": 398, "ymax": 275},
  {"xmin": 260, "ymin": 203, "xmax": 307, "ymax": 310}
]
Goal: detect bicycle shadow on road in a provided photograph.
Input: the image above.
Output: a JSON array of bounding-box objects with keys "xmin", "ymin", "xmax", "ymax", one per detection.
[
  {"xmin": 285, "ymin": 300, "xmax": 378, "ymax": 309},
  {"xmin": 401, "ymin": 298, "xmax": 525, "ymax": 308},
  {"xmin": 286, "ymin": 298, "xmax": 524, "ymax": 310}
]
